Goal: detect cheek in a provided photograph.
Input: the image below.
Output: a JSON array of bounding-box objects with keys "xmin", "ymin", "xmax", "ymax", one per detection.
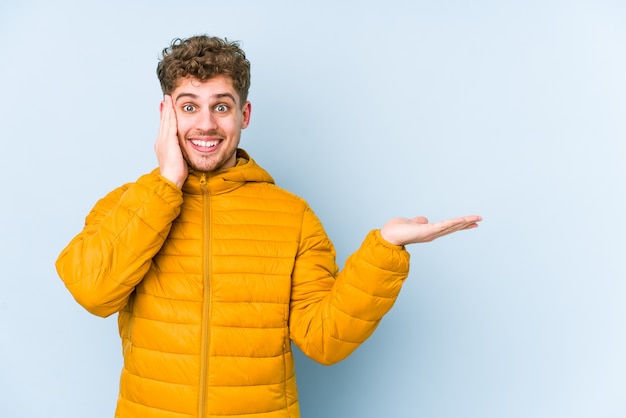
[{"xmin": 223, "ymin": 118, "xmax": 242, "ymax": 134}]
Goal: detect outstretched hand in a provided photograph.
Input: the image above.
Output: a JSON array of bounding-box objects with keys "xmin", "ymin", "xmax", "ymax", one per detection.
[
  {"xmin": 155, "ymin": 95, "xmax": 188, "ymax": 188},
  {"xmin": 380, "ymin": 215, "xmax": 482, "ymax": 246}
]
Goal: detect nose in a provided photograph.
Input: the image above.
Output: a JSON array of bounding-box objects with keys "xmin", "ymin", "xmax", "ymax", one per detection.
[{"xmin": 195, "ymin": 108, "xmax": 218, "ymax": 132}]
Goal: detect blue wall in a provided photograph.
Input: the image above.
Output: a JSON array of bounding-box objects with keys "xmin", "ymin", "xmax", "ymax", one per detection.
[{"xmin": 1, "ymin": 1, "xmax": 625, "ymax": 417}]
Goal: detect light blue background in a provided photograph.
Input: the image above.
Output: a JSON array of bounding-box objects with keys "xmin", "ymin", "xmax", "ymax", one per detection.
[{"xmin": 1, "ymin": 1, "xmax": 625, "ymax": 417}]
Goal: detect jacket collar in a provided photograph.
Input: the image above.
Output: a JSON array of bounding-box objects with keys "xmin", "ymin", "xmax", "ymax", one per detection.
[{"xmin": 181, "ymin": 149, "xmax": 275, "ymax": 196}]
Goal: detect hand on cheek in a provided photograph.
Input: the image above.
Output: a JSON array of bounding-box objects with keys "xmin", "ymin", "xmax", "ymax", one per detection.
[{"xmin": 155, "ymin": 95, "xmax": 188, "ymax": 188}]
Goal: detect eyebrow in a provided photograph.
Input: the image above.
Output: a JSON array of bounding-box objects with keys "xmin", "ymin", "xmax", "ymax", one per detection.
[{"xmin": 174, "ymin": 92, "xmax": 237, "ymax": 104}]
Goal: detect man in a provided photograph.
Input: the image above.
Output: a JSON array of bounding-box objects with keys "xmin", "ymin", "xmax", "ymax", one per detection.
[{"xmin": 56, "ymin": 35, "xmax": 481, "ymax": 418}]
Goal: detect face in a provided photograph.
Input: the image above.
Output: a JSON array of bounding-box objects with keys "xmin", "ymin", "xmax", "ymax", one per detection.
[{"xmin": 171, "ymin": 75, "xmax": 251, "ymax": 173}]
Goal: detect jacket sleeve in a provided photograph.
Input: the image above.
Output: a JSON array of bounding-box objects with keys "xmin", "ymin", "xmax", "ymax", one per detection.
[
  {"xmin": 289, "ymin": 206, "xmax": 410, "ymax": 365},
  {"xmin": 55, "ymin": 173, "xmax": 183, "ymax": 318}
]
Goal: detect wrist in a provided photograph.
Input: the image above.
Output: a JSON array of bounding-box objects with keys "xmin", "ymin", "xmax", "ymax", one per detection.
[
  {"xmin": 160, "ymin": 169, "xmax": 186, "ymax": 189},
  {"xmin": 379, "ymin": 228, "xmax": 403, "ymax": 246}
]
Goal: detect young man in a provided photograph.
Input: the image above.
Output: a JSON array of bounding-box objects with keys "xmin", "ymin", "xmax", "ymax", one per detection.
[{"xmin": 56, "ymin": 35, "xmax": 481, "ymax": 418}]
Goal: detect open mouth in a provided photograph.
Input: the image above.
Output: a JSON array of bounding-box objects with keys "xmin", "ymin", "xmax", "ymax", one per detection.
[{"xmin": 190, "ymin": 138, "xmax": 221, "ymax": 151}]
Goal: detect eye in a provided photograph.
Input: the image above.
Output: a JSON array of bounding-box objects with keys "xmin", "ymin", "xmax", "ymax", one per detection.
[
  {"xmin": 215, "ymin": 104, "xmax": 229, "ymax": 113},
  {"xmin": 182, "ymin": 104, "xmax": 196, "ymax": 112}
]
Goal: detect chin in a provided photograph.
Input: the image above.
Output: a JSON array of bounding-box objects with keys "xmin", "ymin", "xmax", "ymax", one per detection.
[
  {"xmin": 185, "ymin": 150, "xmax": 236, "ymax": 173},
  {"xmin": 189, "ymin": 159, "xmax": 224, "ymax": 173}
]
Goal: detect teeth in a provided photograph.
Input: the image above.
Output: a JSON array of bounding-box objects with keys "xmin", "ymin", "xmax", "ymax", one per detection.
[{"xmin": 191, "ymin": 139, "xmax": 219, "ymax": 147}]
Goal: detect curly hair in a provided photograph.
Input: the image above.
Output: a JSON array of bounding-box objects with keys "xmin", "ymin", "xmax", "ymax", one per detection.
[{"xmin": 156, "ymin": 35, "xmax": 251, "ymax": 104}]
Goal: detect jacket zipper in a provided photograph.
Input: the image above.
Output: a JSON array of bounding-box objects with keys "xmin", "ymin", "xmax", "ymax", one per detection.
[{"xmin": 198, "ymin": 173, "xmax": 212, "ymax": 418}]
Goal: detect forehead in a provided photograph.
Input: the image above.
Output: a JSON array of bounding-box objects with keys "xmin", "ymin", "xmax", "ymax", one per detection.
[{"xmin": 173, "ymin": 75, "xmax": 239, "ymax": 103}]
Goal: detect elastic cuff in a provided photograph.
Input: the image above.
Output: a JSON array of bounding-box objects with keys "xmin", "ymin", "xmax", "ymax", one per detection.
[
  {"xmin": 372, "ymin": 229, "xmax": 406, "ymax": 251},
  {"xmin": 136, "ymin": 172, "xmax": 183, "ymax": 207}
]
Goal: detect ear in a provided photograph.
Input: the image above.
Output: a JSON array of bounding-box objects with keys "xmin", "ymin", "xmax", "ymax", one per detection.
[{"xmin": 241, "ymin": 101, "xmax": 252, "ymax": 129}]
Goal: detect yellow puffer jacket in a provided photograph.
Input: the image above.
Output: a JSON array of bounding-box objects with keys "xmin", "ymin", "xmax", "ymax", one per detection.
[{"xmin": 56, "ymin": 150, "xmax": 410, "ymax": 418}]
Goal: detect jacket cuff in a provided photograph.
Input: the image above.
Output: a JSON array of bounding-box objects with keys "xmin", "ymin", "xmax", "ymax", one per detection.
[
  {"xmin": 363, "ymin": 229, "xmax": 411, "ymax": 273},
  {"xmin": 373, "ymin": 228, "xmax": 406, "ymax": 251},
  {"xmin": 135, "ymin": 172, "xmax": 183, "ymax": 209}
]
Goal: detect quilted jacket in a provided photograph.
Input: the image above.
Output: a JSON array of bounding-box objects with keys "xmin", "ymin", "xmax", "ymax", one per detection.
[{"xmin": 56, "ymin": 149, "xmax": 410, "ymax": 418}]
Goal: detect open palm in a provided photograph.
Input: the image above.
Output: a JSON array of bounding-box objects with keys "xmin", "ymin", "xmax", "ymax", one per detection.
[{"xmin": 380, "ymin": 215, "xmax": 482, "ymax": 246}]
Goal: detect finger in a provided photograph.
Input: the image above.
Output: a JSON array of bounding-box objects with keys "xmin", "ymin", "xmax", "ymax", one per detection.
[
  {"xmin": 448, "ymin": 215, "xmax": 482, "ymax": 224},
  {"xmin": 430, "ymin": 219, "xmax": 479, "ymax": 239},
  {"xmin": 159, "ymin": 96, "xmax": 177, "ymax": 142},
  {"xmin": 461, "ymin": 215, "xmax": 482, "ymax": 223},
  {"xmin": 437, "ymin": 216, "xmax": 482, "ymax": 230},
  {"xmin": 157, "ymin": 98, "xmax": 169, "ymax": 137}
]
